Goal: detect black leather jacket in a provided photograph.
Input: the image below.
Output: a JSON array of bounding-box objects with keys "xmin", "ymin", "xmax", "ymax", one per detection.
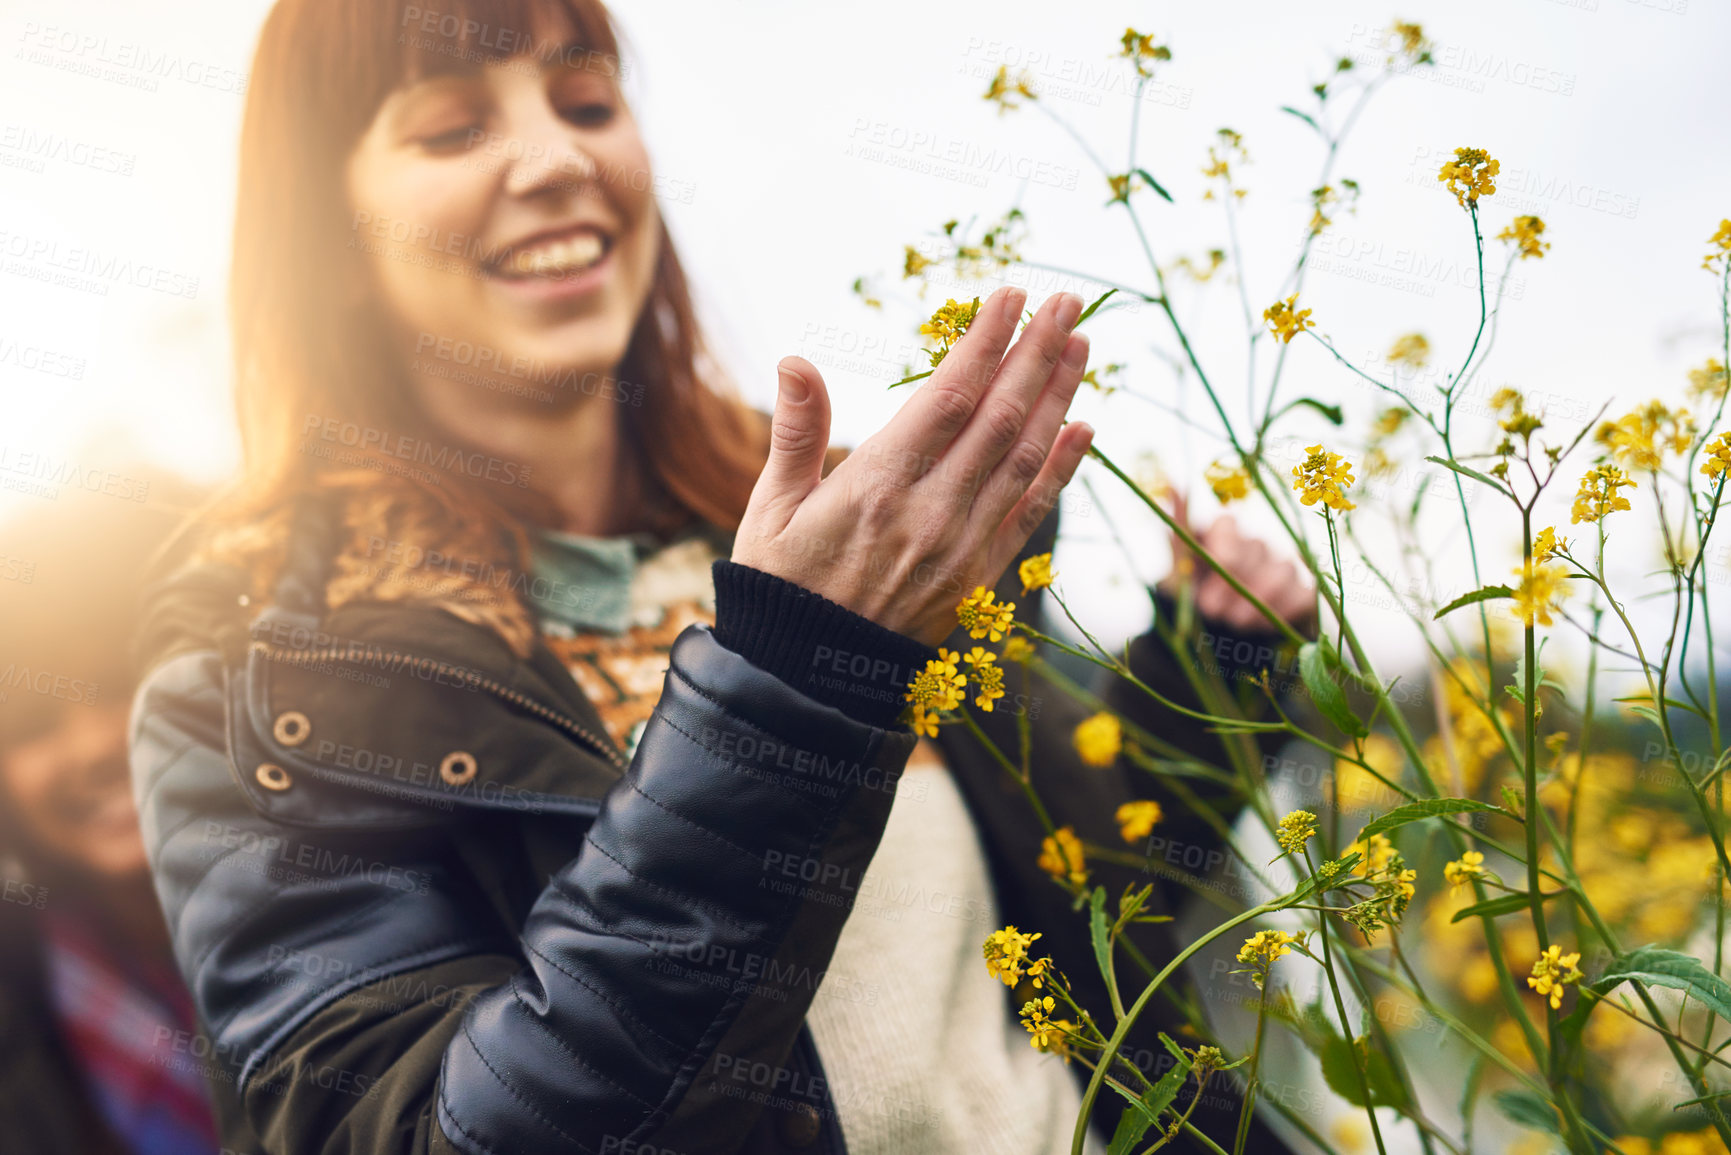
[{"xmin": 128, "ymin": 496, "xmax": 1290, "ymax": 1155}]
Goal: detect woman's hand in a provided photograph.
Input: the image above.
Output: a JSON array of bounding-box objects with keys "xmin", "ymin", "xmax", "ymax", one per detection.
[
  {"xmin": 1158, "ymin": 491, "xmax": 1316, "ymax": 635},
  {"xmin": 733, "ymin": 286, "xmax": 1094, "ymax": 648}
]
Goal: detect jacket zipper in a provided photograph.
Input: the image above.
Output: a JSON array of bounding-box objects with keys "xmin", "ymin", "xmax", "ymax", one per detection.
[{"xmin": 250, "ymin": 639, "xmax": 628, "ymax": 771}]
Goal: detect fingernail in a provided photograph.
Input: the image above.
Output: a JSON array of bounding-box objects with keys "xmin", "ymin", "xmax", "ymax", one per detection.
[
  {"xmin": 778, "ymin": 364, "xmax": 808, "ymax": 403},
  {"xmin": 1055, "ymin": 292, "xmax": 1084, "ymax": 332},
  {"xmin": 1061, "ymin": 332, "xmax": 1089, "ymax": 370},
  {"xmin": 1001, "ymin": 287, "xmax": 1027, "ymax": 322}
]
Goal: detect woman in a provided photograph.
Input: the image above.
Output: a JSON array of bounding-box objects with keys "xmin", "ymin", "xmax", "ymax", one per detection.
[{"xmin": 128, "ymin": 1, "xmax": 1310, "ymax": 1152}]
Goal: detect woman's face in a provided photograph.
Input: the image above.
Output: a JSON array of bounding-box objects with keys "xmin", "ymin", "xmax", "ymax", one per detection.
[
  {"xmin": 345, "ymin": 48, "xmax": 660, "ymax": 394},
  {"xmin": 0, "ymin": 702, "xmax": 147, "ymax": 881}
]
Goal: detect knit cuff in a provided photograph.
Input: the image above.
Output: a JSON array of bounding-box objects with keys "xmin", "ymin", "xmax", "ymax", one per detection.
[{"xmin": 710, "ymin": 560, "xmax": 937, "ymax": 731}]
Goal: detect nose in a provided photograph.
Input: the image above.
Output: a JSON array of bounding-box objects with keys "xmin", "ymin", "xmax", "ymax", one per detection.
[{"xmin": 500, "ymin": 103, "xmax": 598, "ymax": 199}]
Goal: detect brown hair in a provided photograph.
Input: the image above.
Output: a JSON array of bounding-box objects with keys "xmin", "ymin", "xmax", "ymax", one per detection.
[{"xmin": 198, "ymin": 0, "xmax": 773, "ymax": 649}]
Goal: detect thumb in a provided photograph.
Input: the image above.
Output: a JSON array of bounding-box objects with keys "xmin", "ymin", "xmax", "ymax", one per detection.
[{"xmin": 750, "ymin": 355, "xmax": 832, "ymax": 526}]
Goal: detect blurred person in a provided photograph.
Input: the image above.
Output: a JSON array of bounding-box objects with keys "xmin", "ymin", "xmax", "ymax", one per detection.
[
  {"xmin": 127, "ymin": 2, "xmax": 1311, "ymax": 1153},
  {"xmin": 0, "ymin": 479, "xmax": 218, "ymax": 1155}
]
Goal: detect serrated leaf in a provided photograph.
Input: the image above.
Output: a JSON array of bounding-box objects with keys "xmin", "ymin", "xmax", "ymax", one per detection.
[
  {"xmin": 1425, "ymin": 455, "xmax": 1512, "ymax": 496},
  {"xmin": 1299, "ymin": 641, "xmax": 1368, "ymax": 738},
  {"xmin": 1434, "ymin": 584, "xmax": 1515, "ymax": 620},
  {"xmin": 1089, "ymin": 887, "xmax": 1114, "ymax": 989},
  {"xmin": 1133, "ymin": 168, "xmax": 1174, "ymax": 203},
  {"xmin": 1356, "ymin": 798, "xmax": 1507, "ymax": 842},
  {"xmin": 1564, "ymin": 947, "xmax": 1731, "ymax": 1044},
  {"xmin": 1495, "ymin": 1089, "xmax": 1561, "ymax": 1134},
  {"xmin": 1450, "ymin": 890, "xmax": 1562, "ymax": 924},
  {"xmin": 1106, "ymin": 1053, "xmax": 1190, "ymax": 1155}
]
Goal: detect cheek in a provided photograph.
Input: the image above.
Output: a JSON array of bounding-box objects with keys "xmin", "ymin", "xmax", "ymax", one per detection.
[{"xmin": 353, "ymin": 164, "xmax": 491, "ymax": 293}]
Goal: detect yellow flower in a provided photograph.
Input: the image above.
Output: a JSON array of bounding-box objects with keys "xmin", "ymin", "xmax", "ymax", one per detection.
[
  {"xmin": 1705, "ymin": 219, "xmax": 1731, "ymax": 273},
  {"xmin": 1038, "ymin": 826, "xmax": 1088, "ymax": 886},
  {"xmin": 982, "ymin": 925, "xmax": 1042, "ymax": 986},
  {"xmin": 902, "ymin": 245, "xmax": 932, "ymax": 280},
  {"xmin": 1291, "ymin": 444, "xmax": 1357, "ymax": 511},
  {"xmin": 982, "ymin": 65, "xmax": 1036, "ymax": 113},
  {"xmin": 1205, "ymin": 459, "xmax": 1251, "ymax": 503},
  {"xmin": 1307, "ymin": 181, "xmax": 1358, "ymax": 236},
  {"xmin": 904, "ymin": 705, "xmax": 940, "ymax": 739},
  {"xmin": 1533, "ymin": 526, "xmax": 1567, "ymax": 563},
  {"xmin": 1073, "ymin": 712, "xmax": 1123, "ymax": 767},
  {"xmin": 1106, "ymin": 172, "xmax": 1132, "ymax": 204},
  {"xmin": 1599, "ymin": 401, "xmax": 1695, "ymax": 471},
  {"xmin": 904, "ymin": 648, "xmax": 967, "ymax": 714},
  {"xmin": 919, "ymin": 297, "xmax": 982, "ymax": 368},
  {"xmin": 1002, "ymin": 635, "xmax": 1036, "ymax": 664},
  {"xmin": 1571, "ymin": 463, "xmax": 1637, "ymax": 524},
  {"xmin": 1497, "ymin": 215, "xmax": 1550, "ymax": 259},
  {"xmin": 1348, "ymin": 832, "xmax": 1396, "ymax": 877},
  {"xmin": 1236, "ymin": 929, "xmax": 1300, "ymax": 988},
  {"xmin": 1511, "ymin": 560, "xmax": 1569, "ymax": 629},
  {"xmin": 1018, "ymin": 553, "xmax": 1055, "ymax": 596},
  {"xmin": 1019, "ymin": 994, "xmax": 1062, "ymax": 1049},
  {"xmin": 1437, "ymin": 147, "xmax": 1500, "ymax": 208},
  {"xmin": 956, "ymin": 586, "xmax": 1016, "ymax": 641},
  {"xmin": 963, "ymin": 647, "xmax": 1006, "ymax": 712},
  {"xmin": 1276, "ymin": 810, "xmax": 1318, "ymax": 855},
  {"xmin": 1387, "ymin": 21, "xmax": 1432, "ymax": 64},
  {"xmin": 1703, "ymin": 432, "xmax": 1731, "ymax": 482},
  {"xmin": 1117, "ymin": 28, "xmax": 1171, "ymax": 77},
  {"xmin": 1263, "ymin": 294, "xmax": 1314, "ymax": 344},
  {"xmin": 1388, "ymin": 333, "xmax": 1430, "ymax": 369},
  {"xmin": 1116, "ymin": 800, "xmax": 1163, "ymax": 844},
  {"xmin": 1527, "ymin": 944, "xmax": 1584, "ymax": 1010},
  {"xmin": 1688, "ymin": 358, "xmax": 1728, "ymax": 403},
  {"xmin": 1445, "ymin": 850, "xmax": 1487, "ymax": 893}
]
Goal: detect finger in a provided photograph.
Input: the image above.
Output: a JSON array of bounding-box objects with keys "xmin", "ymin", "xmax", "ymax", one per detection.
[
  {"xmin": 745, "ymin": 356, "xmax": 833, "ymax": 531},
  {"xmin": 970, "ymin": 329, "xmax": 1090, "ymax": 530},
  {"xmin": 941, "ymin": 292, "xmax": 1085, "ymax": 496},
  {"xmin": 1196, "ymin": 574, "xmax": 1234, "ymax": 621},
  {"xmin": 982, "ymin": 422, "xmax": 1094, "ymax": 579},
  {"xmin": 872, "ymin": 285, "xmax": 1026, "ymax": 478}
]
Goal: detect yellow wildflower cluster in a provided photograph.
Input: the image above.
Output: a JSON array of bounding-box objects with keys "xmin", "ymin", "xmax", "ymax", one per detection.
[
  {"xmin": 1263, "ymin": 294, "xmax": 1315, "ymax": 344},
  {"xmin": 1236, "ymin": 929, "xmax": 1301, "ymax": 989},
  {"xmin": 1018, "ymin": 552, "xmax": 1054, "ymax": 596},
  {"xmin": 902, "ymin": 246, "xmax": 932, "ymax": 280},
  {"xmin": 1497, "ymin": 215, "xmax": 1550, "ymax": 260},
  {"xmin": 1172, "ymin": 249, "xmax": 1227, "ymax": 281},
  {"xmin": 1437, "ymin": 147, "xmax": 1500, "ymax": 208},
  {"xmin": 956, "ymin": 585, "xmax": 1016, "ymax": 641},
  {"xmin": 1444, "ymin": 850, "xmax": 1487, "ymax": 893},
  {"xmin": 1388, "ymin": 332, "xmax": 1430, "ymax": 369},
  {"xmin": 1571, "ymin": 464, "xmax": 1637, "ymax": 525},
  {"xmin": 1275, "ymin": 809, "xmax": 1318, "ymax": 855},
  {"xmin": 919, "ymin": 297, "xmax": 981, "ymax": 368},
  {"xmin": 1038, "ymin": 826, "xmax": 1088, "ymax": 887},
  {"xmin": 1688, "ymin": 358, "xmax": 1729, "ymax": 404},
  {"xmin": 1307, "ymin": 180, "xmax": 1359, "ymax": 236},
  {"xmin": 1703, "ymin": 432, "xmax": 1731, "ymax": 482},
  {"xmin": 1341, "ymin": 832, "xmax": 1418, "ymax": 941},
  {"xmin": 1106, "ymin": 172, "xmax": 1133, "ymax": 204},
  {"xmin": 1598, "ymin": 401, "xmax": 1696, "ymax": 472},
  {"xmin": 1385, "ymin": 21, "xmax": 1433, "ymax": 65},
  {"xmin": 1116, "ymin": 800, "xmax": 1163, "ymax": 844},
  {"xmin": 1527, "ymin": 944, "xmax": 1584, "ymax": 1010},
  {"xmin": 1019, "ymin": 995, "xmax": 1064, "ymax": 1049},
  {"xmin": 963, "ymin": 647, "xmax": 1005, "ymax": 712},
  {"xmin": 1533, "ymin": 526, "xmax": 1567, "ymax": 563},
  {"xmin": 983, "ymin": 65, "xmax": 1036, "ymax": 114},
  {"xmin": 1117, "ymin": 28, "xmax": 1171, "ymax": 77},
  {"xmin": 1511, "ymin": 559, "xmax": 1569, "ymax": 629},
  {"xmin": 1291, "ymin": 444, "xmax": 1357, "ymax": 511},
  {"xmin": 1205, "ymin": 459, "xmax": 1251, "ymax": 503},
  {"xmin": 903, "ymin": 648, "xmax": 967, "ymax": 737},
  {"xmin": 1705, "ymin": 219, "xmax": 1731, "ymax": 273},
  {"xmin": 1002, "ymin": 635, "xmax": 1036, "ymax": 664},
  {"xmin": 982, "ymin": 925, "xmax": 1043, "ymax": 987},
  {"xmin": 1613, "ymin": 1129, "xmax": 1731, "ymax": 1155},
  {"xmin": 1201, "ymin": 128, "xmax": 1249, "ymax": 199},
  {"xmin": 1073, "ymin": 711, "xmax": 1123, "ymax": 767}
]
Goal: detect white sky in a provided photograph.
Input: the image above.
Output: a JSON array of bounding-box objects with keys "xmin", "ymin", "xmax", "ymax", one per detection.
[{"xmin": 2, "ymin": 0, "xmax": 1727, "ymax": 676}]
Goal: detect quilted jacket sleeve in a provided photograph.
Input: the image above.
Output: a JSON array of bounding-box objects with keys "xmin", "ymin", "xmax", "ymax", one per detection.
[{"xmin": 130, "ymin": 624, "xmax": 918, "ymax": 1155}]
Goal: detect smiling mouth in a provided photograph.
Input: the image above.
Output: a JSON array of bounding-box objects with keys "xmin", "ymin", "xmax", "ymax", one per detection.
[{"xmin": 488, "ymin": 227, "xmax": 612, "ymax": 281}]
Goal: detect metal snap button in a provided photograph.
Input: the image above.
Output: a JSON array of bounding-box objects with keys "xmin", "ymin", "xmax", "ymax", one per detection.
[
  {"xmin": 273, "ymin": 710, "xmax": 311, "ymax": 747},
  {"xmin": 777, "ymin": 1103, "xmax": 823, "ymax": 1149},
  {"xmin": 255, "ymin": 763, "xmax": 292, "ymax": 792},
  {"xmin": 439, "ymin": 751, "xmax": 478, "ymax": 786}
]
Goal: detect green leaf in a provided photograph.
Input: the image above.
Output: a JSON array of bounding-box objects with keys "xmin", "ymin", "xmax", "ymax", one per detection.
[
  {"xmin": 1133, "ymin": 168, "xmax": 1174, "ymax": 203},
  {"xmin": 1586, "ymin": 947, "xmax": 1731, "ymax": 1021},
  {"xmin": 889, "ymin": 369, "xmax": 933, "ymax": 388},
  {"xmin": 1299, "ymin": 641, "xmax": 1368, "ymax": 738},
  {"xmin": 1450, "ymin": 891, "xmax": 1563, "ymax": 924},
  {"xmin": 1290, "ymin": 397, "xmax": 1345, "ymax": 425},
  {"xmin": 1494, "ymin": 1089, "xmax": 1561, "ymax": 1134},
  {"xmin": 1076, "ymin": 288, "xmax": 1117, "ymax": 326},
  {"xmin": 1356, "ymin": 798, "xmax": 1507, "ymax": 843},
  {"xmin": 1319, "ymin": 1032, "xmax": 1407, "ymax": 1110},
  {"xmin": 1425, "ymin": 455, "xmax": 1512, "ymax": 497},
  {"xmin": 1279, "ymin": 105, "xmax": 1321, "ymax": 132},
  {"xmin": 1089, "ymin": 887, "xmax": 1114, "ymax": 989},
  {"xmin": 1106, "ymin": 1053, "xmax": 1190, "ymax": 1155},
  {"xmin": 1433, "ymin": 584, "xmax": 1515, "ymax": 620}
]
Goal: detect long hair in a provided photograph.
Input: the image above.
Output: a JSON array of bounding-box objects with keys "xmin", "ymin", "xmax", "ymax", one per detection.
[{"xmin": 197, "ymin": 0, "xmax": 772, "ymax": 648}]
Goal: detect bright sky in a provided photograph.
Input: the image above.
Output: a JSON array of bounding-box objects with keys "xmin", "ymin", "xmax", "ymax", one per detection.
[{"xmin": 2, "ymin": 0, "xmax": 1727, "ymax": 674}]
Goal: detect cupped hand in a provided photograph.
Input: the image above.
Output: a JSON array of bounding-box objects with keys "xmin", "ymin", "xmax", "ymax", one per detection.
[
  {"xmin": 732, "ymin": 286, "xmax": 1095, "ymax": 648},
  {"xmin": 1158, "ymin": 490, "xmax": 1316, "ymax": 635}
]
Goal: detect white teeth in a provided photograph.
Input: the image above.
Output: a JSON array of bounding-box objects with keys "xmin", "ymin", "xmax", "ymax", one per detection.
[{"xmin": 508, "ymin": 231, "xmax": 606, "ymax": 277}]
